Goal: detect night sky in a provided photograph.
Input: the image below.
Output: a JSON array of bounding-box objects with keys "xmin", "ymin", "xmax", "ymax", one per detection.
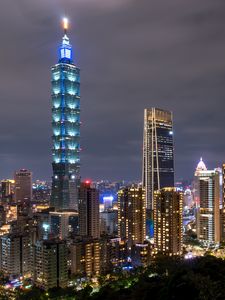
[{"xmin": 0, "ymin": 0, "xmax": 225, "ymax": 181}]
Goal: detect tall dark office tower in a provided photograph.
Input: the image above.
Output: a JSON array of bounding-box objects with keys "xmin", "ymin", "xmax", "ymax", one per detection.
[
  {"xmin": 51, "ymin": 19, "xmax": 81, "ymax": 210},
  {"xmin": 78, "ymin": 181, "xmax": 100, "ymax": 239},
  {"xmin": 142, "ymin": 108, "xmax": 174, "ymax": 210},
  {"xmin": 14, "ymin": 169, "xmax": 32, "ymax": 216}
]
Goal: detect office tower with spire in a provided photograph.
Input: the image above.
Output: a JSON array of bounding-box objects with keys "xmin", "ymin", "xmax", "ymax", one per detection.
[
  {"xmin": 51, "ymin": 19, "xmax": 81, "ymax": 210},
  {"xmin": 194, "ymin": 157, "xmax": 208, "ymax": 208},
  {"xmin": 194, "ymin": 158, "xmax": 220, "ymax": 244},
  {"xmin": 142, "ymin": 108, "xmax": 174, "ymax": 211}
]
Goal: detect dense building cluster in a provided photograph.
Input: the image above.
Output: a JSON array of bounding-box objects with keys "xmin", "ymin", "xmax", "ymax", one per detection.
[{"xmin": 0, "ymin": 19, "xmax": 224, "ymax": 298}]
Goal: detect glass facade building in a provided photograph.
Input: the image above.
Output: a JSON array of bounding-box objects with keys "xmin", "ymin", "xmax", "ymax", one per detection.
[
  {"xmin": 194, "ymin": 163, "xmax": 220, "ymax": 244},
  {"xmin": 51, "ymin": 24, "xmax": 80, "ymax": 210},
  {"xmin": 142, "ymin": 108, "xmax": 174, "ymax": 210}
]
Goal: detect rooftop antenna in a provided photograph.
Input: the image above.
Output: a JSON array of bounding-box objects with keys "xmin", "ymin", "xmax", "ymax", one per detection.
[{"xmin": 63, "ymin": 17, "xmax": 69, "ymax": 35}]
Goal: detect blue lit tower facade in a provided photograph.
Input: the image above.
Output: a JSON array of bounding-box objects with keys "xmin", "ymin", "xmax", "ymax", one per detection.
[{"xmin": 51, "ymin": 19, "xmax": 80, "ymax": 210}]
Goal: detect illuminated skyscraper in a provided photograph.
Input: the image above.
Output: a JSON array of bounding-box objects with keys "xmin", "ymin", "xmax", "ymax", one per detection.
[
  {"xmin": 194, "ymin": 159, "xmax": 220, "ymax": 244},
  {"xmin": 51, "ymin": 19, "xmax": 81, "ymax": 210},
  {"xmin": 154, "ymin": 188, "xmax": 183, "ymax": 256},
  {"xmin": 117, "ymin": 185, "xmax": 146, "ymax": 247},
  {"xmin": 142, "ymin": 108, "xmax": 174, "ymax": 210},
  {"xmin": 194, "ymin": 157, "xmax": 208, "ymax": 208},
  {"xmin": 70, "ymin": 237, "xmax": 100, "ymax": 277}
]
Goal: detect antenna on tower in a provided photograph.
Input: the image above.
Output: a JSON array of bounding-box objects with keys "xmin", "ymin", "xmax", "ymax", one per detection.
[{"xmin": 63, "ymin": 17, "xmax": 69, "ymax": 35}]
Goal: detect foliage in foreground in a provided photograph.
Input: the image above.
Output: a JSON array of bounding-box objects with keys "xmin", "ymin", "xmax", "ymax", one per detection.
[{"xmin": 16, "ymin": 255, "xmax": 225, "ymax": 300}]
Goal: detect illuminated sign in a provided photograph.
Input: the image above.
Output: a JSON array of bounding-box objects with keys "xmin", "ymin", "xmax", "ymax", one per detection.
[{"xmin": 103, "ymin": 196, "xmax": 114, "ymax": 202}]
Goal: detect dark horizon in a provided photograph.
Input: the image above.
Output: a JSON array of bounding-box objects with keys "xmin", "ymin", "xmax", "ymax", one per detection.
[{"xmin": 0, "ymin": 0, "xmax": 225, "ymax": 182}]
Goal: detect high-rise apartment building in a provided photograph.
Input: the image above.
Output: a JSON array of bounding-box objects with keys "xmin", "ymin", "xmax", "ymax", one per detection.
[
  {"xmin": 51, "ymin": 19, "xmax": 81, "ymax": 211},
  {"xmin": 154, "ymin": 188, "xmax": 183, "ymax": 256},
  {"xmin": 142, "ymin": 108, "xmax": 174, "ymax": 210},
  {"xmin": 132, "ymin": 242, "xmax": 152, "ymax": 267},
  {"xmin": 78, "ymin": 181, "xmax": 100, "ymax": 239},
  {"xmin": 70, "ymin": 237, "xmax": 100, "ymax": 277},
  {"xmin": 117, "ymin": 185, "xmax": 146, "ymax": 247},
  {"xmin": 34, "ymin": 240, "xmax": 68, "ymax": 290},
  {"xmin": 194, "ymin": 160, "xmax": 220, "ymax": 244},
  {"xmin": 14, "ymin": 169, "xmax": 32, "ymax": 216},
  {"xmin": 100, "ymin": 237, "xmax": 127, "ymax": 273},
  {"xmin": 0, "ymin": 233, "xmax": 31, "ymax": 276}
]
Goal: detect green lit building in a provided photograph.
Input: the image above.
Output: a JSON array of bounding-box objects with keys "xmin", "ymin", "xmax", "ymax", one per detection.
[{"xmin": 51, "ymin": 19, "xmax": 80, "ymax": 210}]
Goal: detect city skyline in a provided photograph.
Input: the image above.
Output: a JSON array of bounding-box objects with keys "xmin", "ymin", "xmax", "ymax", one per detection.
[
  {"xmin": 0, "ymin": 1, "xmax": 225, "ymax": 181},
  {"xmin": 0, "ymin": 3, "xmax": 225, "ymax": 297}
]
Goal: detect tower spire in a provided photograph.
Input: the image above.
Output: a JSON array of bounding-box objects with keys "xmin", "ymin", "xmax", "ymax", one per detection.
[
  {"xmin": 63, "ymin": 17, "xmax": 69, "ymax": 35},
  {"xmin": 59, "ymin": 17, "xmax": 73, "ymax": 63},
  {"xmin": 196, "ymin": 157, "xmax": 207, "ymax": 172}
]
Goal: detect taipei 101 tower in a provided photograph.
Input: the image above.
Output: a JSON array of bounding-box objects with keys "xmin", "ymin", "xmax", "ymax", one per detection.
[{"xmin": 51, "ymin": 18, "xmax": 81, "ymax": 210}]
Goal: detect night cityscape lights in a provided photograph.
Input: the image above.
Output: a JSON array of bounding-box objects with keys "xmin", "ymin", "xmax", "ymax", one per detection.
[{"xmin": 0, "ymin": 8, "xmax": 225, "ymax": 300}]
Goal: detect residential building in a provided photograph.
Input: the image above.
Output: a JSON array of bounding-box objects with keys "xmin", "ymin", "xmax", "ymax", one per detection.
[
  {"xmin": 118, "ymin": 185, "xmax": 146, "ymax": 247},
  {"xmin": 154, "ymin": 188, "xmax": 183, "ymax": 255}
]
